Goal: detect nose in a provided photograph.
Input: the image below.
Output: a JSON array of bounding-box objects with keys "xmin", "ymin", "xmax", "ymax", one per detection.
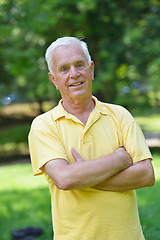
[{"xmin": 70, "ymin": 66, "xmax": 79, "ymax": 78}]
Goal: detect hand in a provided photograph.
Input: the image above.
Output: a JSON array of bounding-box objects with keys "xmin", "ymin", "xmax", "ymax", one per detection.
[
  {"xmin": 115, "ymin": 147, "xmax": 133, "ymax": 169},
  {"xmin": 71, "ymin": 148, "xmax": 84, "ymax": 163}
]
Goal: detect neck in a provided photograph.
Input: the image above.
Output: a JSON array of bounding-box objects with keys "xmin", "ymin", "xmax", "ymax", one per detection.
[{"xmin": 62, "ymin": 96, "xmax": 95, "ymax": 125}]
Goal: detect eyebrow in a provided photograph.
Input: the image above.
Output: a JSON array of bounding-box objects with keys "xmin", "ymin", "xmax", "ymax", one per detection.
[{"xmin": 57, "ymin": 59, "xmax": 86, "ymax": 70}]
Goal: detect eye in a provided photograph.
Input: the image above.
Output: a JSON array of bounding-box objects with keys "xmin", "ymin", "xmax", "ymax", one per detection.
[
  {"xmin": 77, "ymin": 62, "xmax": 84, "ymax": 68},
  {"xmin": 60, "ymin": 67, "xmax": 68, "ymax": 73}
]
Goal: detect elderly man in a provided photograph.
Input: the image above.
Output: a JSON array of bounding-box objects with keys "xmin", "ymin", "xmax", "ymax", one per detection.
[{"xmin": 28, "ymin": 37, "xmax": 155, "ymax": 240}]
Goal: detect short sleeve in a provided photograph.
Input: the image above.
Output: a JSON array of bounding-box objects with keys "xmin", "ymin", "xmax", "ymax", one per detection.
[
  {"xmin": 28, "ymin": 119, "xmax": 67, "ymax": 176},
  {"xmin": 123, "ymin": 121, "xmax": 152, "ymax": 163}
]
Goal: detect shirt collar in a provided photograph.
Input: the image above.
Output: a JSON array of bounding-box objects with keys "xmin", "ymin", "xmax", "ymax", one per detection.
[
  {"xmin": 52, "ymin": 96, "xmax": 108, "ymax": 121},
  {"xmin": 52, "ymin": 99, "xmax": 66, "ymax": 121},
  {"xmin": 92, "ymin": 96, "xmax": 108, "ymax": 116}
]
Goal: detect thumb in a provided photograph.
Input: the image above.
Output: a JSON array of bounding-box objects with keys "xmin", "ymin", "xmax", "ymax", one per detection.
[{"xmin": 71, "ymin": 148, "xmax": 83, "ymax": 162}]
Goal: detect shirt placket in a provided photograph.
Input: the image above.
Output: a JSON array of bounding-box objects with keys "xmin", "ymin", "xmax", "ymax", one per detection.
[{"xmin": 82, "ymin": 111, "xmax": 101, "ymax": 144}]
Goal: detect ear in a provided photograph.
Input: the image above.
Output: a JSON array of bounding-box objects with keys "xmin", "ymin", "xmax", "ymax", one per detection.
[
  {"xmin": 90, "ymin": 61, "xmax": 95, "ymax": 80},
  {"xmin": 48, "ymin": 73, "xmax": 59, "ymax": 90}
]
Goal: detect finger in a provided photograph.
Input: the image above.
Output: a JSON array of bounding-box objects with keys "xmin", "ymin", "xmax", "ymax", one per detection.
[{"xmin": 71, "ymin": 148, "xmax": 83, "ymax": 162}]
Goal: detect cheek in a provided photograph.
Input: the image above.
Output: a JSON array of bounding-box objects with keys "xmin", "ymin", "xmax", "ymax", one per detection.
[
  {"xmin": 54, "ymin": 76, "xmax": 66, "ymax": 90},
  {"xmin": 58, "ymin": 80, "xmax": 68, "ymax": 92}
]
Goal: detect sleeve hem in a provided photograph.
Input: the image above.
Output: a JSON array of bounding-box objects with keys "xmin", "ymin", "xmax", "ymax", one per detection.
[
  {"xmin": 133, "ymin": 156, "xmax": 153, "ymax": 163},
  {"xmin": 33, "ymin": 157, "xmax": 68, "ymax": 176}
]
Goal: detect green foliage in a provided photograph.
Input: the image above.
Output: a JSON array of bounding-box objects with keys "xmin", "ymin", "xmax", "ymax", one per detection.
[
  {"xmin": 0, "ymin": 0, "xmax": 160, "ymax": 109},
  {"xmin": 0, "ymin": 124, "xmax": 30, "ymax": 145},
  {"xmin": 0, "ymin": 123, "xmax": 30, "ymax": 157}
]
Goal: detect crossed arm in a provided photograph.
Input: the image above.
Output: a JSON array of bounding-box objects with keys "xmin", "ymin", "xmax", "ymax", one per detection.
[{"xmin": 44, "ymin": 147, "xmax": 155, "ymax": 191}]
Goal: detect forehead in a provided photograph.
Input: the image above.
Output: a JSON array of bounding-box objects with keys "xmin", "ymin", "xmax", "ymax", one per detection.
[{"xmin": 52, "ymin": 43, "xmax": 87, "ymax": 66}]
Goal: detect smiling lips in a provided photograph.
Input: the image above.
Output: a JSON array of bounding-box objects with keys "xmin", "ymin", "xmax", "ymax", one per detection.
[{"xmin": 70, "ymin": 81, "xmax": 83, "ymax": 87}]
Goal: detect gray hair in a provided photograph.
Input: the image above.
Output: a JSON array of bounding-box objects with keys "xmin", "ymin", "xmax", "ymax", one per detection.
[{"xmin": 45, "ymin": 37, "xmax": 92, "ymax": 75}]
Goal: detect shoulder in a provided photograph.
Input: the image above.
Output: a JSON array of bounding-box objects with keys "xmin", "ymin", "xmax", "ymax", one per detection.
[
  {"xmin": 30, "ymin": 106, "xmax": 58, "ymax": 131},
  {"xmin": 98, "ymin": 100, "xmax": 134, "ymax": 122},
  {"xmin": 95, "ymin": 98, "xmax": 136, "ymax": 131}
]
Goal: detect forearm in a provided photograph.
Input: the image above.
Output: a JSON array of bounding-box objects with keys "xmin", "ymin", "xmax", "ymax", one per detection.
[
  {"xmin": 62, "ymin": 154, "xmax": 129, "ymax": 189},
  {"xmin": 44, "ymin": 148, "xmax": 132, "ymax": 190},
  {"xmin": 93, "ymin": 159, "xmax": 155, "ymax": 191}
]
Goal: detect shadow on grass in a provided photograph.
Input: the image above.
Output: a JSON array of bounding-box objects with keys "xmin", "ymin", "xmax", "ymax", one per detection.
[
  {"xmin": 150, "ymin": 147, "xmax": 160, "ymax": 155},
  {"xmin": 0, "ymin": 187, "xmax": 53, "ymax": 240}
]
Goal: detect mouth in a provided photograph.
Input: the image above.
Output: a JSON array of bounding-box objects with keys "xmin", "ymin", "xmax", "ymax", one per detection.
[{"xmin": 69, "ymin": 82, "xmax": 84, "ymax": 87}]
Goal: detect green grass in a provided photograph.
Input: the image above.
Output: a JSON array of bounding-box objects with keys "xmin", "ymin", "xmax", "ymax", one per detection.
[
  {"xmin": 137, "ymin": 152, "xmax": 160, "ymax": 240},
  {"xmin": 134, "ymin": 114, "xmax": 160, "ymax": 133},
  {"xmin": 0, "ymin": 163, "xmax": 53, "ymax": 240},
  {"xmin": 0, "ymin": 152, "xmax": 159, "ymax": 240}
]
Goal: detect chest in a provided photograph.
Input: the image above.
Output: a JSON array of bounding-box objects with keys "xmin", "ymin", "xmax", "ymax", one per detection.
[{"xmin": 56, "ymin": 115, "xmax": 122, "ymax": 163}]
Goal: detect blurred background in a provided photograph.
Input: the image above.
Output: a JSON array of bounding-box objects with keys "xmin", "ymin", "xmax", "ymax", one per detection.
[
  {"xmin": 0, "ymin": 0, "xmax": 160, "ymax": 239},
  {"xmin": 1, "ymin": 0, "xmax": 160, "ymax": 162}
]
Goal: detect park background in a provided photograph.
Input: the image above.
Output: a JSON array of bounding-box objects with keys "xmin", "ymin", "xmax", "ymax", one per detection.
[{"xmin": 0, "ymin": 0, "xmax": 160, "ymax": 239}]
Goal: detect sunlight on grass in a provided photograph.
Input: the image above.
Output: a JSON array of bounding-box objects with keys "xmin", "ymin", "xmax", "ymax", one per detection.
[
  {"xmin": 134, "ymin": 115, "xmax": 160, "ymax": 133},
  {"xmin": 0, "ymin": 163, "xmax": 47, "ymax": 190},
  {"xmin": 0, "ymin": 163, "xmax": 52, "ymax": 240},
  {"xmin": 0, "ymin": 101, "xmax": 54, "ymax": 118},
  {"xmin": 152, "ymin": 153, "xmax": 160, "ymax": 180}
]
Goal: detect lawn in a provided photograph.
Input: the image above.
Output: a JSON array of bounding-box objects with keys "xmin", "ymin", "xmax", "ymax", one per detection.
[
  {"xmin": 134, "ymin": 114, "xmax": 160, "ymax": 133},
  {"xmin": 0, "ymin": 163, "xmax": 53, "ymax": 240},
  {"xmin": 137, "ymin": 151, "xmax": 160, "ymax": 240},
  {"xmin": 0, "ymin": 151, "xmax": 159, "ymax": 240}
]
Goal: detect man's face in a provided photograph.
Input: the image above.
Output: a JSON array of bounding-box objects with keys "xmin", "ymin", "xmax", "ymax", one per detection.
[{"xmin": 49, "ymin": 43, "xmax": 94, "ymax": 103}]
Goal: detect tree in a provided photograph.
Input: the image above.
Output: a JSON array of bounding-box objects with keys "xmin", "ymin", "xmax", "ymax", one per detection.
[{"xmin": 0, "ymin": 0, "xmax": 160, "ymax": 112}]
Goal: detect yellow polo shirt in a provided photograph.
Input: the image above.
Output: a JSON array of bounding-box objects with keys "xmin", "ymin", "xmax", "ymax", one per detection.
[{"xmin": 29, "ymin": 96, "xmax": 152, "ymax": 240}]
